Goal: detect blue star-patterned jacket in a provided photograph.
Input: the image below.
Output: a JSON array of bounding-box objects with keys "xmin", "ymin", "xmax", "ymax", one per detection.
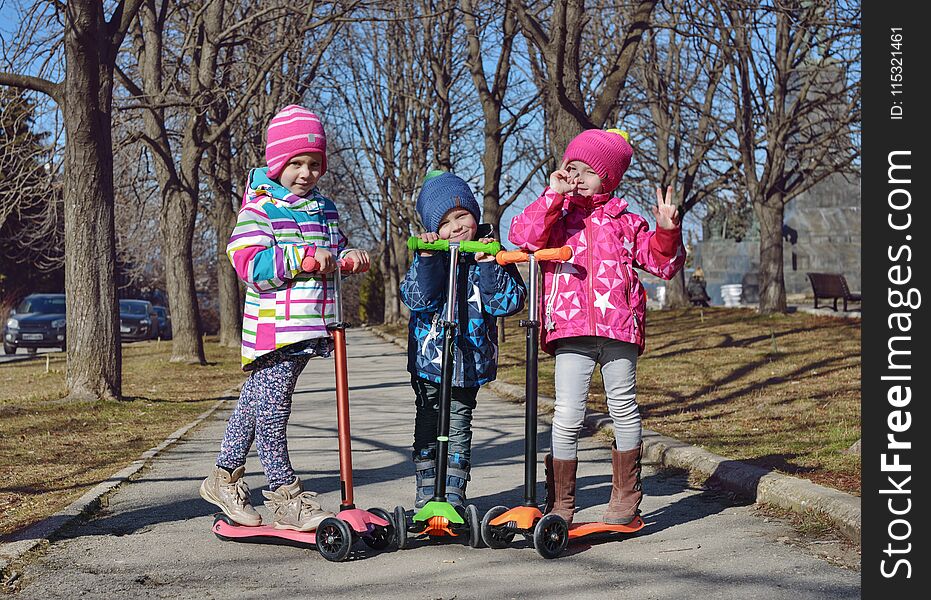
[{"xmin": 400, "ymin": 247, "xmax": 526, "ymax": 387}]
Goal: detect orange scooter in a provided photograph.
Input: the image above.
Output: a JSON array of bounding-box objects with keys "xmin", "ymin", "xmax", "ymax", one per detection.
[
  {"xmin": 482, "ymin": 246, "xmax": 645, "ymax": 558},
  {"xmin": 480, "ymin": 246, "xmax": 572, "ymax": 558}
]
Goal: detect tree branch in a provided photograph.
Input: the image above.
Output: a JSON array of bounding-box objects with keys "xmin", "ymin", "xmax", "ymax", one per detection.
[{"xmin": 0, "ymin": 72, "xmax": 62, "ymax": 103}]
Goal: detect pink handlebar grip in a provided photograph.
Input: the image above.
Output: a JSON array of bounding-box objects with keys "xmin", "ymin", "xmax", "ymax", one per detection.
[
  {"xmin": 301, "ymin": 255, "xmax": 318, "ymax": 272},
  {"xmin": 300, "ymin": 254, "xmax": 369, "ymax": 274}
]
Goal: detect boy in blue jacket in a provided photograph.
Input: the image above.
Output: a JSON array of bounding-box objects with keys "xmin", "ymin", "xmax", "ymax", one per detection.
[{"xmin": 400, "ymin": 171, "xmax": 526, "ymax": 508}]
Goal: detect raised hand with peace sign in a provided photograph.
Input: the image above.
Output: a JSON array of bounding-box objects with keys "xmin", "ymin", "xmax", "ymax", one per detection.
[{"xmin": 651, "ymin": 185, "xmax": 681, "ymax": 230}]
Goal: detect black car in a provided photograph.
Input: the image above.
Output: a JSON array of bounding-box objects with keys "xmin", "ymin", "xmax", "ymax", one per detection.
[
  {"xmin": 152, "ymin": 305, "xmax": 172, "ymax": 340},
  {"xmin": 119, "ymin": 299, "xmax": 159, "ymax": 341},
  {"xmin": 3, "ymin": 293, "xmax": 67, "ymax": 354}
]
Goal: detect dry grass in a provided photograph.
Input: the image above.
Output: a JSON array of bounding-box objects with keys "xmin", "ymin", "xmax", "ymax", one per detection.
[
  {"xmin": 0, "ymin": 338, "xmax": 245, "ymax": 539},
  {"xmin": 383, "ymin": 307, "xmax": 861, "ymax": 496}
]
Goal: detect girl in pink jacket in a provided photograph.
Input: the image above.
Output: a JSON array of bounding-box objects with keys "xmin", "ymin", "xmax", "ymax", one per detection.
[{"xmin": 508, "ymin": 128, "xmax": 684, "ymax": 525}]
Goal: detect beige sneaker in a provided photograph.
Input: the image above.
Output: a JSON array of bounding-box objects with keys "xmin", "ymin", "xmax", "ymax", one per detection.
[
  {"xmin": 262, "ymin": 477, "xmax": 334, "ymax": 532},
  {"xmin": 200, "ymin": 465, "xmax": 262, "ymax": 526}
]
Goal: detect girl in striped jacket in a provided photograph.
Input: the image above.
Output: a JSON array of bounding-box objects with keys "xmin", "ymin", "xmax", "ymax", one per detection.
[{"xmin": 200, "ymin": 106, "xmax": 369, "ymax": 533}]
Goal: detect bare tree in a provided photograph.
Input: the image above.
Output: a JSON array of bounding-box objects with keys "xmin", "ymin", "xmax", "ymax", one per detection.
[
  {"xmin": 117, "ymin": 0, "xmax": 354, "ymax": 362},
  {"xmin": 462, "ymin": 0, "xmax": 543, "ymax": 240},
  {"xmin": 716, "ymin": 0, "xmax": 860, "ymax": 313},
  {"xmin": 0, "ymin": 0, "xmax": 145, "ymax": 400},
  {"xmin": 513, "ymin": 0, "xmax": 658, "ymax": 162},
  {"xmin": 0, "ymin": 88, "xmax": 63, "ymax": 273},
  {"xmin": 327, "ymin": 3, "xmax": 444, "ymax": 324},
  {"xmin": 627, "ymin": 1, "xmax": 736, "ymax": 308}
]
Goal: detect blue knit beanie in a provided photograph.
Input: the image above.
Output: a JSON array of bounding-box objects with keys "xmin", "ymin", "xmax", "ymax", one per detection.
[{"xmin": 415, "ymin": 171, "xmax": 481, "ymax": 233}]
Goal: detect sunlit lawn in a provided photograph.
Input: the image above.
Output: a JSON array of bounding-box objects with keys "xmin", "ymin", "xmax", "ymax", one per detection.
[
  {"xmin": 382, "ymin": 307, "xmax": 861, "ymax": 495},
  {"xmin": 0, "ymin": 338, "xmax": 245, "ymax": 538}
]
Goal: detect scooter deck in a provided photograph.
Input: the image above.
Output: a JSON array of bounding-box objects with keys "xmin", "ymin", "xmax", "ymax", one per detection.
[
  {"xmin": 212, "ymin": 508, "xmax": 389, "ymax": 546},
  {"xmin": 213, "ymin": 519, "xmax": 317, "ymax": 546},
  {"xmin": 568, "ymin": 515, "xmax": 645, "ymax": 539}
]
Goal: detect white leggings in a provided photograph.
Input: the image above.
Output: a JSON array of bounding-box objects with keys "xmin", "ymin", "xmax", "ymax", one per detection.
[{"xmin": 552, "ymin": 336, "xmax": 641, "ymax": 460}]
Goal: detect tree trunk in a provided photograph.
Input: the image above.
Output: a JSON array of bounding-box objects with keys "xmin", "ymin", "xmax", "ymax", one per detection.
[
  {"xmin": 162, "ymin": 177, "xmax": 205, "ymax": 364},
  {"xmin": 61, "ymin": 1, "xmax": 121, "ymax": 401},
  {"xmin": 215, "ymin": 210, "xmax": 241, "ymax": 348},
  {"xmin": 209, "ymin": 132, "xmax": 242, "ymax": 348},
  {"xmin": 664, "ymin": 268, "xmax": 690, "ymax": 309},
  {"xmin": 481, "ymin": 131, "xmax": 504, "ymax": 239},
  {"xmin": 756, "ymin": 197, "xmax": 787, "ymax": 314},
  {"xmin": 546, "ymin": 96, "xmax": 585, "ymax": 166},
  {"xmin": 383, "ymin": 230, "xmax": 408, "ymax": 325}
]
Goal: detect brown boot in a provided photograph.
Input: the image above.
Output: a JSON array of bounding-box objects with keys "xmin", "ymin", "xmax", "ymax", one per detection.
[
  {"xmin": 543, "ymin": 454, "xmax": 577, "ymax": 524},
  {"xmin": 603, "ymin": 442, "xmax": 643, "ymax": 525}
]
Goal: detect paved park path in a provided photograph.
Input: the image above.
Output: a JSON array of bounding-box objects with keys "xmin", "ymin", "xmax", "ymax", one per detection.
[{"xmin": 10, "ymin": 330, "xmax": 859, "ymax": 599}]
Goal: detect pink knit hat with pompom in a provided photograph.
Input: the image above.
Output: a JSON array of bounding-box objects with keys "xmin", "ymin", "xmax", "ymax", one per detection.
[
  {"xmin": 561, "ymin": 128, "xmax": 632, "ymax": 193},
  {"xmin": 265, "ymin": 105, "xmax": 327, "ymax": 179}
]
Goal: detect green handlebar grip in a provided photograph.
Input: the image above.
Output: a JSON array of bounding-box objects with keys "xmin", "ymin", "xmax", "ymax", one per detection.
[
  {"xmin": 407, "ymin": 236, "xmax": 501, "ymax": 255},
  {"xmin": 459, "ymin": 239, "xmax": 501, "ymax": 254},
  {"xmin": 408, "ymin": 237, "xmax": 449, "ymax": 252}
]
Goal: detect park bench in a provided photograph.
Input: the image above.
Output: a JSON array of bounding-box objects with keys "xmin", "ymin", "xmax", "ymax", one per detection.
[{"xmin": 805, "ymin": 272, "xmax": 861, "ymax": 311}]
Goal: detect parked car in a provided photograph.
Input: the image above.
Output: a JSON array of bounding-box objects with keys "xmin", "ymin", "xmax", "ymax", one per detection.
[
  {"xmin": 119, "ymin": 299, "xmax": 159, "ymax": 341},
  {"xmin": 152, "ymin": 305, "xmax": 172, "ymax": 340},
  {"xmin": 3, "ymin": 293, "xmax": 67, "ymax": 354}
]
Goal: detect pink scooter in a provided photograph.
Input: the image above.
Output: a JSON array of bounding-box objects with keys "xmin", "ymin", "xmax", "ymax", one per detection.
[{"xmin": 212, "ymin": 255, "xmax": 393, "ymax": 561}]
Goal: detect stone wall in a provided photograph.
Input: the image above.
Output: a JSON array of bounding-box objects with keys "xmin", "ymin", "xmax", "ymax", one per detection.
[{"xmin": 695, "ymin": 173, "xmax": 860, "ymax": 305}]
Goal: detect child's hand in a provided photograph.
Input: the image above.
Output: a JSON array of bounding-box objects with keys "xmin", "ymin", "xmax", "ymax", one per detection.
[
  {"xmin": 343, "ymin": 249, "xmax": 370, "ymax": 273},
  {"xmin": 549, "ymin": 168, "xmax": 577, "ymax": 195},
  {"xmin": 417, "ymin": 231, "xmax": 439, "ymax": 256},
  {"xmin": 652, "ymin": 185, "xmax": 681, "ymax": 230},
  {"xmin": 313, "ymin": 247, "xmax": 338, "ymax": 274},
  {"xmin": 474, "ymin": 237, "xmax": 497, "ymax": 262}
]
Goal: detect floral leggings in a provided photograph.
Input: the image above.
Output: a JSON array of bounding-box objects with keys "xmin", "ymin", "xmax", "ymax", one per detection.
[{"xmin": 216, "ymin": 351, "xmax": 311, "ymax": 490}]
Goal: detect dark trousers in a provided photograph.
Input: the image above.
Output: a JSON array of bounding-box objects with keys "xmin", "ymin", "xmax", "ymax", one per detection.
[{"xmin": 411, "ymin": 376, "xmax": 479, "ymax": 463}]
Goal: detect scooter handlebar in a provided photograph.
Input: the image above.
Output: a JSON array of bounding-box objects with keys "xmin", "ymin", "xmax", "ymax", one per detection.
[
  {"xmin": 407, "ymin": 236, "xmax": 501, "ymax": 255},
  {"xmin": 300, "ymin": 254, "xmax": 369, "ymax": 274},
  {"xmin": 495, "ymin": 246, "xmax": 573, "ymax": 265}
]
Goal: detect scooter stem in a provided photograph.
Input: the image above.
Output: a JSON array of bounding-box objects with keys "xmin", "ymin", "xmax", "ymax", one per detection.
[
  {"xmin": 431, "ymin": 243, "xmax": 461, "ymax": 502},
  {"xmin": 330, "ymin": 265, "xmax": 355, "ymax": 510},
  {"xmin": 522, "ymin": 255, "xmax": 540, "ymax": 506}
]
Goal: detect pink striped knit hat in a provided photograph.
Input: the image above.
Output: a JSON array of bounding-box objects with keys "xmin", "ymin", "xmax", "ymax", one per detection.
[
  {"xmin": 561, "ymin": 128, "xmax": 633, "ymax": 193},
  {"xmin": 265, "ymin": 105, "xmax": 327, "ymax": 179}
]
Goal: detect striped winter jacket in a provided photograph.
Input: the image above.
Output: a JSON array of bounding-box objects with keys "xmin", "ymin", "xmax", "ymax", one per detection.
[{"xmin": 227, "ymin": 168, "xmax": 347, "ymax": 370}]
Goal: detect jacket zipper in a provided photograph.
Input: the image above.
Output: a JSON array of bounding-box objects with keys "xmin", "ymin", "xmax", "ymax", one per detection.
[{"xmin": 545, "ymin": 262, "xmax": 562, "ymax": 331}]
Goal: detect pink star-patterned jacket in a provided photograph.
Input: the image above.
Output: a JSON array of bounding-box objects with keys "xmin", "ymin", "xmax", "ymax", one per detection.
[{"xmin": 508, "ymin": 187, "xmax": 685, "ymax": 356}]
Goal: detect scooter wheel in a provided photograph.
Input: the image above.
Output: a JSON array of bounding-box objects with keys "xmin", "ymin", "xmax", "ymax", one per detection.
[
  {"xmin": 213, "ymin": 514, "xmax": 234, "ymax": 526},
  {"xmin": 533, "ymin": 513, "xmax": 568, "ymax": 559},
  {"xmin": 362, "ymin": 507, "xmax": 394, "ymax": 550},
  {"xmin": 480, "ymin": 505, "xmax": 515, "ymax": 549},
  {"xmin": 316, "ymin": 517, "xmax": 354, "ymax": 562},
  {"xmin": 212, "ymin": 513, "xmax": 234, "ymax": 541},
  {"xmin": 464, "ymin": 504, "xmax": 482, "ymax": 548},
  {"xmin": 393, "ymin": 505, "xmax": 409, "ymax": 550}
]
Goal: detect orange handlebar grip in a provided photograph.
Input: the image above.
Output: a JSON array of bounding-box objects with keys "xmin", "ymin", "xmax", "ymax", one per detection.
[
  {"xmin": 535, "ymin": 246, "xmax": 572, "ymax": 262},
  {"xmin": 496, "ymin": 250, "xmax": 531, "ymax": 265}
]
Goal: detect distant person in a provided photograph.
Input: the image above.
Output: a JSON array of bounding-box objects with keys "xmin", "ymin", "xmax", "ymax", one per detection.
[
  {"xmin": 200, "ymin": 105, "xmax": 369, "ymax": 532},
  {"xmin": 509, "ymin": 128, "xmax": 684, "ymax": 525},
  {"xmin": 687, "ymin": 267, "xmax": 712, "ymax": 307}
]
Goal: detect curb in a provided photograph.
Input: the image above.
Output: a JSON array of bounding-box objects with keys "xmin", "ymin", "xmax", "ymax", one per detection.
[
  {"xmin": 369, "ymin": 327, "xmax": 861, "ymax": 543},
  {"xmin": 0, "ymin": 389, "xmax": 239, "ymax": 579}
]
